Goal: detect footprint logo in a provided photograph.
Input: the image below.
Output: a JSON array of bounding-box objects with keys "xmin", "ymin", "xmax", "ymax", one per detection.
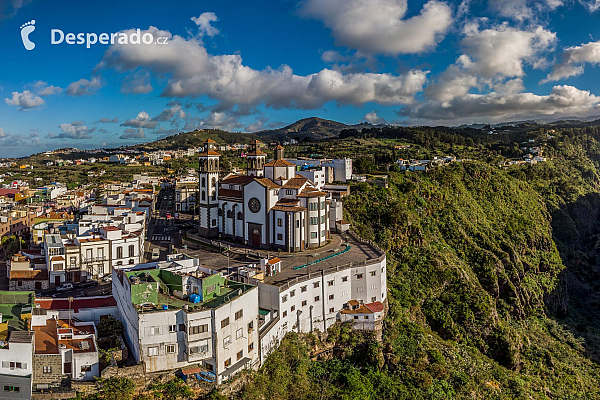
[{"xmin": 20, "ymin": 20, "xmax": 36, "ymax": 51}]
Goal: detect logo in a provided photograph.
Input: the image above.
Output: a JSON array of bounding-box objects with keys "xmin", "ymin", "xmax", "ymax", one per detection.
[{"xmin": 20, "ymin": 20, "xmax": 36, "ymax": 50}]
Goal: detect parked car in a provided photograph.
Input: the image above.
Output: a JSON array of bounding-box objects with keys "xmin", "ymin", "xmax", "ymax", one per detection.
[
  {"xmin": 56, "ymin": 283, "xmax": 74, "ymax": 292},
  {"xmin": 152, "ymin": 247, "xmax": 160, "ymax": 260},
  {"xmin": 79, "ymin": 280, "xmax": 99, "ymax": 288},
  {"xmin": 102, "ymin": 275, "xmax": 112, "ymax": 283}
]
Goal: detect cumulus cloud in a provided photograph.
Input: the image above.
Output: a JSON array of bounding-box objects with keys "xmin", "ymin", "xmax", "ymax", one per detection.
[
  {"xmin": 120, "ymin": 128, "xmax": 145, "ymax": 139},
  {"xmin": 96, "ymin": 26, "xmax": 428, "ymax": 110},
  {"xmin": 4, "ymin": 90, "xmax": 45, "ymax": 110},
  {"xmin": 489, "ymin": 0, "xmax": 563, "ymax": 21},
  {"xmin": 65, "ymin": 76, "xmax": 103, "ymax": 96},
  {"xmin": 0, "ymin": 128, "xmax": 6, "ymax": 138},
  {"xmin": 580, "ymin": 0, "xmax": 600, "ymax": 12},
  {"xmin": 122, "ymin": 111, "xmax": 158, "ymax": 129},
  {"xmin": 425, "ymin": 23, "xmax": 556, "ymax": 101},
  {"xmin": 152, "ymin": 101, "xmax": 186, "ymax": 122},
  {"xmin": 32, "ymin": 81, "xmax": 63, "ymax": 96},
  {"xmin": 543, "ymin": 40, "xmax": 600, "ymax": 82},
  {"xmin": 97, "ymin": 117, "xmax": 119, "ymax": 123},
  {"xmin": 200, "ymin": 111, "xmax": 244, "ymax": 131},
  {"xmin": 300, "ymin": 0, "xmax": 452, "ymax": 55},
  {"xmin": 191, "ymin": 12, "xmax": 220, "ymax": 37},
  {"xmin": 121, "ymin": 70, "xmax": 153, "ymax": 94},
  {"xmin": 57, "ymin": 123, "xmax": 94, "ymax": 139},
  {"xmin": 400, "ymin": 85, "xmax": 600, "ymax": 124},
  {"xmin": 363, "ymin": 111, "xmax": 387, "ymax": 124}
]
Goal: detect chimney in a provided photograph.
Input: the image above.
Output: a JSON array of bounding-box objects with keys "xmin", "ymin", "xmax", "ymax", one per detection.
[{"xmin": 275, "ymin": 145, "xmax": 284, "ymax": 160}]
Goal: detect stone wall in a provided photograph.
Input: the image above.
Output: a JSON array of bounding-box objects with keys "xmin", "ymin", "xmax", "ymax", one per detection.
[
  {"xmin": 32, "ymin": 354, "xmax": 63, "ymax": 389},
  {"xmin": 100, "ymin": 363, "xmax": 145, "ymax": 381}
]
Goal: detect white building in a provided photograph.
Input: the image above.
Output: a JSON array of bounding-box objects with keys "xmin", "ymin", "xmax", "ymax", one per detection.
[
  {"xmin": 112, "ymin": 255, "xmax": 260, "ymax": 383},
  {"xmin": 198, "ymin": 140, "xmax": 331, "ymax": 251}
]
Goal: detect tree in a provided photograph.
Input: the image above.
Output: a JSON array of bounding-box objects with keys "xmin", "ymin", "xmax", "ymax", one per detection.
[
  {"xmin": 1, "ymin": 235, "xmax": 23, "ymax": 260},
  {"xmin": 97, "ymin": 316, "xmax": 124, "ymax": 338},
  {"xmin": 97, "ymin": 377, "xmax": 135, "ymax": 400},
  {"xmin": 151, "ymin": 378, "xmax": 193, "ymax": 400}
]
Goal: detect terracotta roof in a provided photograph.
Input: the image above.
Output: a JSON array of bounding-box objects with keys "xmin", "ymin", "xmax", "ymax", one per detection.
[
  {"xmin": 271, "ymin": 205, "xmax": 306, "ymax": 212},
  {"xmin": 204, "ymin": 138, "xmax": 216, "ymax": 143},
  {"xmin": 102, "ymin": 226, "xmax": 120, "ymax": 231},
  {"xmin": 365, "ymin": 302, "xmax": 385, "ymax": 313},
  {"xmin": 282, "ymin": 176, "xmax": 309, "ymax": 189},
  {"xmin": 348, "ymin": 300, "xmax": 360, "ymax": 306},
  {"xmin": 219, "ymin": 189, "xmax": 243, "ymax": 199},
  {"xmin": 36, "ymin": 296, "xmax": 117, "ymax": 313},
  {"xmin": 297, "ymin": 190, "xmax": 327, "ymax": 198},
  {"xmin": 264, "ymin": 159, "xmax": 295, "ymax": 167},
  {"xmin": 274, "ymin": 145, "xmax": 284, "ymax": 150},
  {"xmin": 276, "ymin": 198, "xmax": 300, "ymax": 205},
  {"xmin": 222, "ymin": 175, "xmax": 255, "ymax": 185},
  {"xmin": 50, "ymin": 256, "xmax": 64, "ymax": 261},
  {"xmin": 255, "ymin": 178, "xmax": 281, "ymax": 189},
  {"xmin": 268, "ymin": 258, "xmax": 282, "ymax": 265},
  {"xmin": 198, "ymin": 150, "xmax": 221, "ymax": 156},
  {"xmin": 10, "ymin": 269, "xmax": 48, "ymax": 280},
  {"xmin": 340, "ymin": 304, "xmax": 373, "ymax": 314}
]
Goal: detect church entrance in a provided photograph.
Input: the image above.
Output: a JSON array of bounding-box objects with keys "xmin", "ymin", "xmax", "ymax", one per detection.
[
  {"xmin": 247, "ymin": 222, "xmax": 263, "ymax": 248},
  {"xmin": 252, "ymin": 229, "xmax": 261, "ymax": 247}
]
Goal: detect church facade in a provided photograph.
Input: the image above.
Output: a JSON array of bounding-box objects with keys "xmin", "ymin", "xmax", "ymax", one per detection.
[{"xmin": 198, "ymin": 139, "xmax": 332, "ymax": 252}]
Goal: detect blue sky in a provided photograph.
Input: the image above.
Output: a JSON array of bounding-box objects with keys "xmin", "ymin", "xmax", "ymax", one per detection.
[{"xmin": 2, "ymin": 0, "xmax": 600, "ymax": 157}]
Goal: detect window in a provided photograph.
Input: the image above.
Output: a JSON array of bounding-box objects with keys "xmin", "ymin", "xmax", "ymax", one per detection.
[
  {"xmin": 70, "ymin": 256, "xmax": 76, "ymax": 266},
  {"xmin": 282, "ymin": 295, "xmax": 288, "ymax": 303},
  {"xmin": 301, "ymin": 285, "xmax": 307, "ymax": 293},
  {"xmin": 277, "ymin": 233, "xmax": 283, "ymax": 240},
  {"xmin": 328, "ymin": 280, "xmax": 334, "ymax": 286},
  {"xmin": 277, "ymin": 218, "xmax": 283, "ymax": 227},
  {"xmin": 237, "ymin": 350, "xmax": 244, "ymax": 360},
  {"xmin": 321, "ymin": 230, "xmax": 326, "ymax": 237},
  {"xmin": 224, "ymin": 358, "xmax": 232, "ymax": 368},
  {"xmin": 314, "ymin": 296, "xmax": 320, "ymax": 302},
  {"xmin": 221, "ymin": 318, "xmax": 230, "ymax": 329},
  {"xmin": 364, "ymin": 316, "xmax": 369, "ymax": 320},
  {"xmin": 291, "ymin": 305, "xmax": 295, "ymax": 312},
  {"xmin": 189, "ymin": 324, "xmax": 208, "ymax": 335},
  {"xmin": 248, "ymin": 321, "xmax": 254, "ymax": 332},
  {"xmin": 237, "ymin": 212, "xmax": 244, "ymax": 220},
  {"xmin": 116, "ymin": 246, "xmax": 123, "ymax": 259},
  {"xmin": 169, "ymin": 325, "xmax": 177, "ymax": 333},
  {"xmin": 329, "ymin": 307, "xmax": 335, "ymax": 313},
  {"xmin": 223, "ymin": 336, "xmax": 231, "ymax": 347},
  {"xmin": 357, "ymin": 287, "xmax": 364, "ymax": 293},
  {"xmin": 189, "ymin": 343, "xmax": 208, "ymax": 354},
  {"xmin": 356, "ymin": 273, "xmax": 363, "ymax": 280},
  {"xmin": 328, "ymin": 294, "xmax": 334, "ymax": 300},
  {"xmin": 98, "ymin": 248, "xmax": 104, "ymax": 259},
  {"xmin": 148, "ymin": 346, "xmax": 159, "ymax": 356},
  {"xmin": 370, "ymin": 271, "xmax": 376, "ymax": 276},
  {"xmin": 354, "ymin": 316, "xmax": 359, "ymax": 320},
  {"xmin": 227, "ymin": 210, "xmax": 232, "ymax": 218},
  {"xmin": 321, "ymin": 215, "xmax": 326, "ymax": 224},
  {"xmin": 286, "ymin": 189, "xmax": 293, "ymax": 195},
  {"xmin": 313, "ymin": 282, "xmax": 320, "ymax": 288},
  {"xmin": 149, "ymin": 326, "xmax": 160, "ymax": 335},
  {"xmin": 129, "ymin": 245, "xmax": 135, "ymax": 257},
  {"xmin": 179, "ymin": 323, "xmax": 186, "ymax": 332},
  {"xmin": 283, "ymin": 310, "xmax": 287, "ymax": 318},
  {"xmin": 3, "ymin": 386, "xmax": 19, "ymax": 393},
  {"xmin": 248, "ymin": 342, "xmax": 254, "ymax": 352},
  {"xmin": 81, "ymin": 365, "xmax": 92, "ymax": 372},
  {"xmin": 235, "ymin": 309, "xmax": 244, "ymax": 320},
  {"xmin": 17, "ymin": 281, "xmax": 22, "ymax": 286},
  {"xmin": 342, "ymin": 276, "xmax": 348, "ymax": 282},
  {"xmin": 302, "ymin": 300, "xmax": 307, "ymax": 307},
  {"xmin": 309, "ymin": 202, "xmax": 317, "ymax": 211},
  {"xmin": 296, "ymin": 220, "xmax": 300, "ymax": 228},
  {"xmin": 310, "ymin": 217, "xmax": 318, "ymax": 225},
  {"xmin": 372, "ymin": 297, "xmax": 377, "ymax": 302},
  {"xmin": 206, "ymin": 284, "xmax": 216, "ymax": 294},
  {"xmin": 290, "ymin": 290, "xmax": 296, "ymax": 297},
  {"xmin": 311, "ymin": 232, "xmax": 317, "ymax": 239},
  {"xmin": 236, "ymin": 328, "xmax": 243, "ymax": 339},
  {"xmin": 166, "ymin": 344, "xmax": 176, "ymax": 354}
]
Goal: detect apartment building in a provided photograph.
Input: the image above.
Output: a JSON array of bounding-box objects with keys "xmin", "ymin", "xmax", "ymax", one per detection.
[
  {"xmin": 175, "ymin": 178, "xmax": 199, "ymax": 212},
  {"xmin": 112, "ymin": 255, "xmax": 260, "ymax": 384},
  {"xmin": 0, "ymin": 291, "xmax": 34, "ymax": 400}
]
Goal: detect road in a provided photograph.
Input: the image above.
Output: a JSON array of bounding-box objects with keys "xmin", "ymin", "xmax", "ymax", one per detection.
[{"xmin": 36, "ymin": 281, "xmax": 113, "ymax": 298}]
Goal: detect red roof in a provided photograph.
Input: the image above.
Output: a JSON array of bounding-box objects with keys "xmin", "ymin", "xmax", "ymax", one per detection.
[
  {"xmin": 102, "ymin": 226, "xmax": 120, "ymax": 231},
  {"xmin": 365, "ymin": 302, "xmax": 385, "ymax": 313},
  {"xmin": 36, "ymin": 296, "xmax": 117, "ymax": 313}
]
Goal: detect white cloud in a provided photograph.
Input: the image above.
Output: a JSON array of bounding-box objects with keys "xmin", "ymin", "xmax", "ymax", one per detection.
[
  {"xmin": 96, "ymin": 27, "xmax": 427, "ymax": 109},
  {"xmin": 200, "ymin": 112, "xmax": 244, "ymax": 131},
  {"xmin": 32, "ymin": 81, "xmax": 63, "ymax": 96},
  {"xmin": 4, "ymin": 90, "xmax": 45, "ymax": 110},
  {"xmin": 425, "ymin": 23, "xmax": 556, "ymax": 101},
  {"xmin": 120, "ymin": 128, "xmax": 145, "ymax": 139},
  {"xmin": 580, "ymin": 0, "xmax": 600, "ymax": 12},
  {"xmin": 152, "ymin": 101, "xmax": 186, "ymax": 122},
  {"xmin": 543, "ymin": 40, "xmax": 600, "ymax": 82},
  {"xmin": 191, "ymin": 12, "xmax": 220, "ymax": 37},
  {"xmin": 57, "ymin": 123, "xmax": 93, "ymax": 139},
  {"xmin": 0, "ymin": 0, "xmax": 32, "ymax": 24},
  {"xmin": 121, "ymin": 70, "xmax": 153, "ymax": 94},
  {"xmin": 65, "ymin": 76, "xmax": 103, "ymax": 96},
  {"xmin": 97, "ymin": 117, "xmax": 119, "ymax": 123},
  {"xmin": 122, "ymin": 111, "xmax": 158, "ymax": 129},
  {"xmin": 363, "ymin": 111, "xmax": 387, "ymax": 124},
  {"xmin": 400, "ymin": 85, "xmax": 600, "ymax": 125},
  {"xmin": 300, "ymin": 0, "xmax": 452, "ymax": 55},
  {"xmin": 0, "ymin": 128, "xmax": 6, "ymax": 138}
]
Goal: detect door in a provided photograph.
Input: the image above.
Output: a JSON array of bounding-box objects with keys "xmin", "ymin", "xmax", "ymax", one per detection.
[
  {"xmin": 252, "ymin": 229, "xmax": 260, "ymax": 247},
  {"xmin": 35, "ymin": 282, "xmax": 41, "ymax": 290},
  {"xmin": 55, "ymin": 276, "xmax": 61, "ymax": 286}
]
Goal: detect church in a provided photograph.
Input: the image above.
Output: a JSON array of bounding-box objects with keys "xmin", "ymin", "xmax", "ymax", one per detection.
[{"xmin": 197, "ymin": 139, "xmax": 333, "ymax": 252}]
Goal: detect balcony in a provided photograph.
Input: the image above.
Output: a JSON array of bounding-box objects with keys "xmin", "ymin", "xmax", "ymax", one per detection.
[{"xmin": 82, "ymin": 257, "xmax": 107, "ymax": 263}]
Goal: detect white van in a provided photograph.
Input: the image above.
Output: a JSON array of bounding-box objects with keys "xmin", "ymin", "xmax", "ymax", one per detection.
[{"xmin": 152, "ymin": 247, "xmax": 160, "ymax": 261}]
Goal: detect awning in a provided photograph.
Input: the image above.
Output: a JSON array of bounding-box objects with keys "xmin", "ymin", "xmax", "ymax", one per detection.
[
  {"xmin": 181, "ymin": 366, "xmax": 201, "ymax": 376},
  {"xmin": 258, "ymin": 308, "xmax": 270, "ymax": 316},
  {"xmin": 221, "ymin": 357, "xmax": 251, "ymax": 379}
]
